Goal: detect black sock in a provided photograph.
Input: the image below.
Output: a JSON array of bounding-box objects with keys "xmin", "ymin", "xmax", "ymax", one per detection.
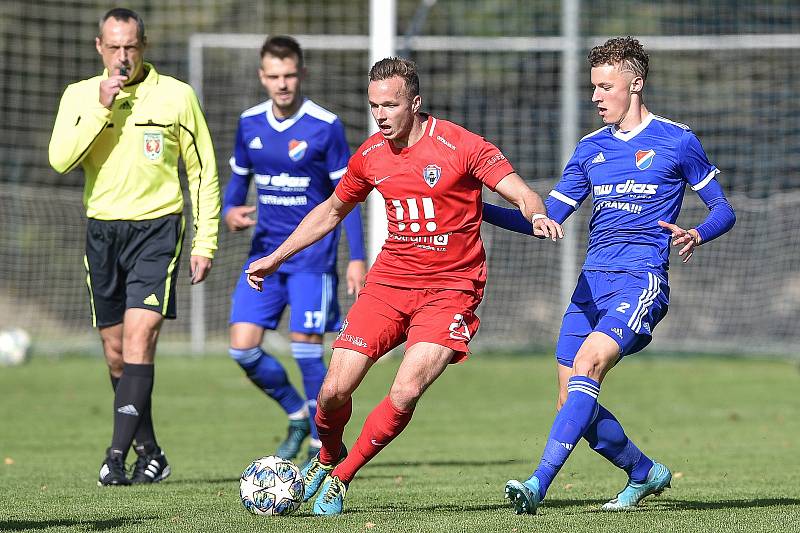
[
  {"xmin": 110, "ymin": 372, "xmax": 158, "ymax": 453},
  {"xmin": 110, "ymin": 375, "xmax": 120, "ymax": 391},
  {"xmin": 110, "ymin": 363, "xmax": 154, "ymax": 457}
]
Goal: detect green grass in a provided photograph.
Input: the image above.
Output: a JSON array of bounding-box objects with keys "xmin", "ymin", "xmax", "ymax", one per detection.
[{"xmin": 1, "ymin": 353, "xmax": 799, "ymax": 532}]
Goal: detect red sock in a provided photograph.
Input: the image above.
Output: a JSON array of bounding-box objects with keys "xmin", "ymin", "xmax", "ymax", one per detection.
[
  {"xmin": 315, "ymin": 398, "xmax": 352, "ymax": 465},
  {"xmin": 332, "ymin": 396, "xmax": 414, "ymax": 483}
]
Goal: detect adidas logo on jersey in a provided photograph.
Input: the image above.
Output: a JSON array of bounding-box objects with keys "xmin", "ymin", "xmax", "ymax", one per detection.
[
  {"xmin": 119, "ymin": 100, "xmax": 132, "ymax": 110},
  {"xmin": 248, "ymin": 136, "xmax": 263, "ymax": 149},
  {"xmin": 143, "ymin": 294, "xmax": 160, "ymax": 306},
  {"xmin": 611, "ymin": 327, "xmax": 624, "ymax": 339},
  {"xmin": 117, "ymin": 404, "xmax": 140, "ymax": 416},
  {"xmin": 592, "ymin": 152, "xmax": 606, "ymax": 164}
]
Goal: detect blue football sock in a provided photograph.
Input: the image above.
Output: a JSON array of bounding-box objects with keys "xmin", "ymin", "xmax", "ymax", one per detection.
[
  {"xmin": 291, "ymin": 342, "xmax": 326, "ymax": 441},
  {"xmin": 583, "ymin": 403, "xmax": 653, "ymax": 483},
  {"xmin": 532, "ymin": 376, "xmax": 600, "ymax": 500},
  {"xmin": 229, "ymin": 347, "xmax": 305, "ymax": 415}
]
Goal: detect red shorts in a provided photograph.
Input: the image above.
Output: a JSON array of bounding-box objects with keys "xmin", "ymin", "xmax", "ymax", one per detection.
[{"xmin": 332, "ymin": 282, "xmax": 482, "ymax": 363}]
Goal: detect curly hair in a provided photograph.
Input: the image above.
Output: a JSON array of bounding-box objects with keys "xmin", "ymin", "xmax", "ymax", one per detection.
[
  {"xmin": 588, "ymin": 37, "xmax": 649, "ymax": 80},
  {"xmin": 369, "ymin": 57, "xmax": 420, "ymax": 98}
]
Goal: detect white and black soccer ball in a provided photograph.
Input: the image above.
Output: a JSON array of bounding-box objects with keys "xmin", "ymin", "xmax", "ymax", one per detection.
[
  {"xmin": 0, "ymin": 328, "xmax": 31, "ymax": 367},
  {"xmin": 240, "ymin": 455, "xmax": 303, "ymax": 516}
]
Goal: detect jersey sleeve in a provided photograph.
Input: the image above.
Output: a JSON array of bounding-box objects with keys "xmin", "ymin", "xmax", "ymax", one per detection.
[
  {"xmin": 178, "ymin": 86, "xmax": 221, "ymax": 259},
  {"xmin": 223, "ymin": 119, "xmax": 253, "ymax": 217},
  {"xmin": 679, "ymin": 130, "xmax": 719, "ymax": 191},
  {"xmin": 326, "ymin": 119, "xmax": 350, "ymax": 181},
  {"xmin": 464, "ymin": 136, "xmax": 515, "ymax": 190},
  {"xmin": 545, "ymin": 145, "xmax": 590, "ymax": 224},
  {"xmin": 334, "ymin": 151, "xmax": 373, "ymax": 204},
  {"xmin": 48, "ymin": 83, "xmax": 112, "ymax": 174}
]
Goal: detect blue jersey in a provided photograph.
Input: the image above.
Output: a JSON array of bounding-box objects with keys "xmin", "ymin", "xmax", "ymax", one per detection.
[
  {"xmin": 547, "ymin": 114, "xmax": 719, "ymax": 273},
  {"xmin": 224, "ymin": 98, "xmax": 356, "ymax": 273}
]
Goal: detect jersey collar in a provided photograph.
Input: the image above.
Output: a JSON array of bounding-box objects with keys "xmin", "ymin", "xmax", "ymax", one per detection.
[
  {"xmin": 266, "ymin": 98, "xmax": 309, "ymax": 132},
  {"xmin": 612, "ymin": 112, "xmax": 653, "ymax": 142}
]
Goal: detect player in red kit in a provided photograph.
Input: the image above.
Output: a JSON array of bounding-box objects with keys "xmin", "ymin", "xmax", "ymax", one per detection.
[{"xmin": 246, "ymin": 57, "xmax": 563, "ymax": 515}]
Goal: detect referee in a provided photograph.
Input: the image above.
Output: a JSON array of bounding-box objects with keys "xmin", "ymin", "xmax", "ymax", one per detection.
[{"xmin": 48, "ymin": 8, "xmax": 221, "ymax": 486}]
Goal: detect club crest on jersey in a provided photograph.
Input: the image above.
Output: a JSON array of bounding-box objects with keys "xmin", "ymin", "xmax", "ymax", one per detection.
[
  {"xmin": 423, "ymin": 164, "xmax": 442, "ymax": 188},
  {"xmin": 635, "ymin": 149, "xmax": 656, "ymax": 170},
  {"xmin": 143, "ymin": 131, "xmax": 163, "ymax": 160},
  {"xmin": 288, "ymin": 139, "xmax": 308, "ymax": 161}
]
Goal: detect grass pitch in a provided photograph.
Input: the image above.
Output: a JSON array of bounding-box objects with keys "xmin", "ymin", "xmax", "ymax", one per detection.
[{"xmin": 1, "ymin": 352, "xmax": 798, "ymax": 532}]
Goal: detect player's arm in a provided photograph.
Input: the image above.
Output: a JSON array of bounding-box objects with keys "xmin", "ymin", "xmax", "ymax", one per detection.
[
  {"xmin": 493, "ymin": 172, "xmax": 563, "ymax": 241},
  {"xmin": 246, "ymin": 192, "xmax": 357, "ymax": 291},
  {"xmin": 658, "ymin": 174, "xmax": 736, "ymax": 263},
  {"xmin": 178, "ymin": 87, "xmax": 221, "ymax": 283},
  {"xmin": 48, "ymin": 84, "xmax": 113, "ymax": 173},
  {"xmin": 659, "ymin": 133, "xmax": 736, "ymax": 263},
  {"xmin": 223, "ymin": 122, "xmax": 256, "ymax": 232}
]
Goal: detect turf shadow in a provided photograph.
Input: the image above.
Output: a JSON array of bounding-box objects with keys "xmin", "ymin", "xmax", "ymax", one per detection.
[
  {"xmin": 659, "ymin": 498, "xmax": 800, "ymax": 511},
  {"xmin": 0, "ymin": 516, "xmax": 156, "ymax": 531}
]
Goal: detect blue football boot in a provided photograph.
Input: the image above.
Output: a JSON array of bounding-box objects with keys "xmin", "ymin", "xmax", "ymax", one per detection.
[
  {"xmin": 601, "ymin": 461, "xmax": 672, "ymax": 511},
  {"xmin": 300, "ymin": 444, "xmax": 347, "ymax": 502},
  {"xmin": 313, "ymin": 475, "xmax": 348, "ymax": 516},
  {"xmin": 504, "ymin": 476, "xmax": 542, "ymax": 515}
]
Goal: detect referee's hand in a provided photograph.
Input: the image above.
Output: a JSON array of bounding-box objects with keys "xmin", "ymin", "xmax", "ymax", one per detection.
[
  {"xmin": 190, "ymin": 255, "xmax": 212, "ymax": 284},
  {"xmin": 99, "ymin": 74, "xmax": 128, "ymax": 108}
]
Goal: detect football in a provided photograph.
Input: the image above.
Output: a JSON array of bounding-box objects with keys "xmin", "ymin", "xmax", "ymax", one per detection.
[
  {"xmin": 239, "ymin": 455, "xmax": 304, "ymax": 516},
  {"xmin": 0, "ymin": 328, "xmax": 31, "ymax": 367}
]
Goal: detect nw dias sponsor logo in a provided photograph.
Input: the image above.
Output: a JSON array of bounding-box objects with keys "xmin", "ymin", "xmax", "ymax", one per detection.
[
  {"xmin": 635, "ymin": 149, "xmax": 656, "ymax": 170},
  {"xmin": 288, "ymin": 139, "xmax": 308, "ymax": 161},
  {"xmin": 593, "ymin": 179, "xmax": 659, "ymax": 197}
]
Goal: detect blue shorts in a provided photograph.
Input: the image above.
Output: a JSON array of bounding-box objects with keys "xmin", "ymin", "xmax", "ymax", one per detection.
[
  {"xmin": 230, "ymin": 267, "xmax": 341, "ymax": 334},
  {"xmin": 555, "ymin": 270, "xmax": 670, "ymax": 367}
]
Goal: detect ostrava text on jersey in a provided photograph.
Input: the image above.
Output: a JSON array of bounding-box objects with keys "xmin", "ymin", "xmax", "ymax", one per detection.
[
  {"xmin": 335, "ymin": 115, "xmax": 514, "ymax": 291},
  {"xmin": 550, "ymin": 113, "xmax": 719, "ymax": 273},
  {"xmin": 225, "ymin": 98, "xmax": 350, "ymax": 273}
]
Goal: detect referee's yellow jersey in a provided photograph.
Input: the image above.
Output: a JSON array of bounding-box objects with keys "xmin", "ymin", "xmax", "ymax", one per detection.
[{"xmin": 49, "ymin": 63, "xmax": 220, "ymax": 259}]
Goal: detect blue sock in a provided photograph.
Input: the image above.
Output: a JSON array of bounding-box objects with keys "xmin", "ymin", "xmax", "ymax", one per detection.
[
  {"xmin": 229, "ymin": 347, "xmax": 305, "ymax": 415},
  {"xmin": 291, "ymin": 342, "xmax": 326, "ymax": 441},
  {"xmin": 583, "ymin": 403, "xmax": 653, "ymax": 483},
  {"xmin": 532, "ymin": 376, "xmax": 600, "ymax": 500}
]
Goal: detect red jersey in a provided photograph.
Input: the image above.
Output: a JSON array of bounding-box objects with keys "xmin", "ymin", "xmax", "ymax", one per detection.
[{"xmin": 335, "ymin": 115, "xmax": 514, "ymax": 291}]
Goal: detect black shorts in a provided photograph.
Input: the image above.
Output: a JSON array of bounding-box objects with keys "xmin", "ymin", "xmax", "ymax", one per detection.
[{"xmin": 84, "ymin": 215, "xmax": 185, "ymax": 327}]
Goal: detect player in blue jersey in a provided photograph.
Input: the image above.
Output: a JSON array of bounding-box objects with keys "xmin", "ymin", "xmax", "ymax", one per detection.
[
  {"xmin": 224, "ymin": 35, "xmax": 366, "ymax": 464},
  {"xmin": 485, "ymin": 37, "xmax": 736, "ymax": 514}
]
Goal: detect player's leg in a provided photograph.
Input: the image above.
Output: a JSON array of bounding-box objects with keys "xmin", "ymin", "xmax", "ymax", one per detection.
[
  {"xmin": 286, "ymin": 272, "xmax": 341, "ymax": 462},
  {"xmin": 85, "ymin": 219, "xmax": 131, "ymax": 486},
  {"xmin": 585, "ymin": 272, "xmax": 671, "ymax": 509},
  {"xmin": 302, "ymin": 347, "xmax": 374, "ymax": 504},
  {"xmin": 229, "ymin": 270, "xmax": 309, "ymax": 460},
  {"xmin": 120, "ymin": 215, "xmax": 183, "ymax": 484},
  {"xmin": 506, "ymin": 272, "xmax": 614, "ymax": 513}
]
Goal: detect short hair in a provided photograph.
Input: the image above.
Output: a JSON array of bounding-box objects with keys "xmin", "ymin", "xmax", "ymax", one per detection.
[
  {"xmin": 369, "ymin": 57, "xmax": 420, "ymax": 99},
  {"xmin": 260, "ymin": 35, "xmax": 304, "ymax": 67},
  {"xmin": 588, "ymin": 37, "xmax": 649, "ymax": 81},
  {"xmin": 99, "ymin": 8, "xmax": 145, "ymax": 43}
]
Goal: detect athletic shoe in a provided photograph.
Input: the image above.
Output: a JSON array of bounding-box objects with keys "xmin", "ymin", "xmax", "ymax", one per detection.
[
  {"xmin": 276, "ymin": 418, "xmax": 311, "ymax": 460},
  {"xmin": 313, "ymin": 475, "xmax": 348, "ymax": 516},
  {"xmin": 504, "ymin": 476, "xmax": 542, "ymax": 515},
  {"xmin": 130, "ymin": 445, "xmax": 171, "ymax": 484},
  {"xmin": 98, "ymin": 448, "xmax": 131, "ymax": 486},
  {"xmin": 601, "ymin": 462, "xmax": 672, "ymax": 511},
  {"xmin": 300, "ymin": 444, "xmax": 347, "ymax": 502}
]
